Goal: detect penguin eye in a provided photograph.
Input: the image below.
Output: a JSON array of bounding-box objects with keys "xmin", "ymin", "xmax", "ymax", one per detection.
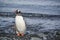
[{"xmin": 19, "ymin": 11, "xmax": 21, "ymax": 13}]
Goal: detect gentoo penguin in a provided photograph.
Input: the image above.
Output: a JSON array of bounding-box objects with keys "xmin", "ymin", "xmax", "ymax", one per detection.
[{"xmin": 15, "ymin": 10, "xmax": 26, "ymax": 37}]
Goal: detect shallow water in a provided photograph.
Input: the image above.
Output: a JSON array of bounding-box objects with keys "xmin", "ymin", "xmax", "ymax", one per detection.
[{"xmin": 0, "ymin": 16, "xmax": 60, "ymax": 33}]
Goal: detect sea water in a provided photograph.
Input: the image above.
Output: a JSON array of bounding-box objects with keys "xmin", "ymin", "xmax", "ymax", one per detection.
[{"xmin": 0, "ymin": 0, "xmax": 60, "ymax": 15}]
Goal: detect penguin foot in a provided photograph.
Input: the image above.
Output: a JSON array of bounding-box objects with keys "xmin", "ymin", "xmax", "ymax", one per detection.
[
  {"xmin": 16, "ymin": 33, "xmax": 24, "ymax": 37},
  {"xmin": 17, "ymin": 33, "xmax": 20, "ymax": 37},
  {"xmin": 21, "ymin": 33, "xmax": 24, "ymax": 37}
]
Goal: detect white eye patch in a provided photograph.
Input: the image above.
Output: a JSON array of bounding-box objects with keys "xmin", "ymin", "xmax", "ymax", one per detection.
[{"xmin": 17, "ymin": 10, "xmax": 20, "ymax": 12}]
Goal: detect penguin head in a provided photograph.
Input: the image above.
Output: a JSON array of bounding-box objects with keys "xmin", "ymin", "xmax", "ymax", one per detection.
[
  {"xmin": 15, "ymin": 9, "xmax": 22, "ymax": 15},
  {"xmin": 15, "ymin": 9, "xmax": 21, "ymax": 13}
]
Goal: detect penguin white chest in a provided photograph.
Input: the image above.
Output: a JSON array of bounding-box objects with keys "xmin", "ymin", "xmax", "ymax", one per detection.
[{"xmin": 15, "ymin": 16, "xmax": 26, "ymax": 33}]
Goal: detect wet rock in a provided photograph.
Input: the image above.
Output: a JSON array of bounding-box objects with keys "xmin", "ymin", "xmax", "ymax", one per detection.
[{"xmin": 31, "ymin": 37, "xmax": 42, "ymax": 40}]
